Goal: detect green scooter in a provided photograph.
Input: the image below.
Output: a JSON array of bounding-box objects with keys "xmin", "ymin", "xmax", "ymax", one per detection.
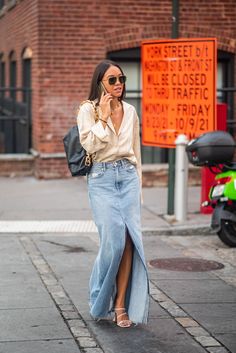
[{"xmin": 186, "ymin": 130, "xmax": 236, "ymax": 247}]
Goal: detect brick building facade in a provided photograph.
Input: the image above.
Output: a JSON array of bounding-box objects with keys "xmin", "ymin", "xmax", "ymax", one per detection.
[{"xmin": 0, "ymin": 0, "xmax": 235, "ymax": 179}]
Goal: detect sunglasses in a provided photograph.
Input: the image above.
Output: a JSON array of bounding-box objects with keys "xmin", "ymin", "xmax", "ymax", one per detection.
[{"xmin": 102, "ymin": 75, "xmax": 127, "ymax": 85}]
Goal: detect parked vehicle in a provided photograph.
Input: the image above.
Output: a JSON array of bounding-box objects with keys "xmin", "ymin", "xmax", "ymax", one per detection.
[{"xmin": 186, "ymin": 130, "xmax": 236, "ymax": 247}]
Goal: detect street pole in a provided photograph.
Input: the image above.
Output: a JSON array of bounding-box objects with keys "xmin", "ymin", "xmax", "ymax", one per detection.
[
  {"xmin": 167, "ymin": 0, "xmax": 179, "ymax": 215},
  {"xmin": 174, "ymin": 134, "xmax": 188, "ymax": 221}
]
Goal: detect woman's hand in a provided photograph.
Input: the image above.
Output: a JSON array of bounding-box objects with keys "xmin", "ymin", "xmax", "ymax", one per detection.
[{"xmin": 99, "ymin": 92, "xmax": 113, "ymax": 121}]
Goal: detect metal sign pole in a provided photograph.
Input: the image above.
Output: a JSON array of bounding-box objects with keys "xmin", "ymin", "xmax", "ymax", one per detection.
[{"xmin": 167, "ymin": 0, "xmax": 179, "ymax": 215}]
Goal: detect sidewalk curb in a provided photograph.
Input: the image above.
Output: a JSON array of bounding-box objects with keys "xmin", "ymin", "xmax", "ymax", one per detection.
[{"xmin": 142, "ymin": 224, "xmax": 213, "ymax": 236}]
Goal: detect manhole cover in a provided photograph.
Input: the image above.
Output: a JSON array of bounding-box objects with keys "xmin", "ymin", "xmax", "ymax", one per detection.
[{"xmin": 148, "ymin": 257, "xmax": 224, "ymax": 272}]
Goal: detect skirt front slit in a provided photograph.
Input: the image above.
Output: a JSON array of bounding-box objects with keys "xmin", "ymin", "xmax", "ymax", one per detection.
[{"xmin": 87, "ymin": 159, "xmax": 149, "ymax": 324}]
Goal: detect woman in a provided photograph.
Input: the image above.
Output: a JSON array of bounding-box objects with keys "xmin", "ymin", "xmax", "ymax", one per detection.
[{"xmin": 77, "ymin": 60, "xmax": 149, "ymax": 327}]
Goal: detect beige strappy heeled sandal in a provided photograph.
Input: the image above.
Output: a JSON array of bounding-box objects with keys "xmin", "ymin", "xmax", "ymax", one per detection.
[{"xmin": 113, "ymin": 308, "xmax": 132, "ymax": 328}]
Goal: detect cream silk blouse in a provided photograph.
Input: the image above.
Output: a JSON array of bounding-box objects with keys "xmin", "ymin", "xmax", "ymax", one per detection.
[{"xmin": 77, "ymin": 100, "xmax": 142, "ymax": 185}]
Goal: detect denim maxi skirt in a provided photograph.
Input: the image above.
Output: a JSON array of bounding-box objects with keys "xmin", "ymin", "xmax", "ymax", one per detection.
[{"xmin": 87, "ymin": 159, "xmax": 149, "ymax": 324}]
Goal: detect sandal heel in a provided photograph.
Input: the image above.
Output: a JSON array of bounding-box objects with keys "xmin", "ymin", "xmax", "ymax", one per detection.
[{"xmin": 113, "ymin": 308, "xmax": 132, "ymax": 328}]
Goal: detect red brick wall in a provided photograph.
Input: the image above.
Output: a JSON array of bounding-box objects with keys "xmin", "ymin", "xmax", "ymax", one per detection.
[
  {"xmin": 0, "ymin": 156, "xmax": 34, "ymax": 176},
  {"xmin": 0, "ymin": 0, "xmax": 235, "ymax": 178},
  {"xmin": 34, "ymin": 156, "xmax": 70, "ymax": 179},
  {"xmin": 180, "ymin": 0, "xmax": 236, "ymax": 36}
]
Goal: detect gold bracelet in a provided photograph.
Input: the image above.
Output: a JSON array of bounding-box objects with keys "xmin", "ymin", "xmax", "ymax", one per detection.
[{"xmin": 99, "ymin": 118, "xmax": 108, "ymax": 124}]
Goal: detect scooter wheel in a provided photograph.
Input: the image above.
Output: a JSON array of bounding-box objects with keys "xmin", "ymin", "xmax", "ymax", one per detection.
[{"xmin": 218, "ymin": 221, "xmax": 236, "ymax": 247}]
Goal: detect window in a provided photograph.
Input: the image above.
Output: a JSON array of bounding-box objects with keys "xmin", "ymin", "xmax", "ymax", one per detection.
[
  {"xmin": 22, "ymin": 47, "xmax": 32, "ymax": 101},
  {"xmin": 217, "ymin": 62, "xmax": 224, "ymax": 102},
  {"xmin": 9, "ymin": 51, "xmax": 17, "ymax": 100},
  {"xmin": 22, "ymin": 47, "xmax": 32, "ymax": 150},
  {"xmin": 0, "ymin": 54, "xmax": 5, "ymax": 152},
  {"xmin": 0, "ymin": 61, "xmax": 5, "ymax": 88},
  {"xmin": 0, "ymin": 0, "xmax": 4, "ymax": 10},
  {"xmin": 0, "ymin": 53, "xmax": 5, "ymax": 89},
  {"xmin": 0, "ymin": 53, "xmax": 5, "ymax": 105},
  {"xmin": 217, "ymin": 50, "xmax": 235, "ymax": 134}
]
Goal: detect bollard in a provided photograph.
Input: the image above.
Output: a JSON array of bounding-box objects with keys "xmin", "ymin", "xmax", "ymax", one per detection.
[{"xmin": 174, "ymin": 134, "xmax": 189, "ymax": 222}]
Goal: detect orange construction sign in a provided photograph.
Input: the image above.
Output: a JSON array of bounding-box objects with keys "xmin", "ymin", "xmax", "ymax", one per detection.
[{"xmin": 141, "ymin": 38, "xmax": 217, "ymax": 147}]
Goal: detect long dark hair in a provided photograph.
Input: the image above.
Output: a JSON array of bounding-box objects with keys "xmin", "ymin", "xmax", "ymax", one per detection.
[{"xmin": 88, "ymin": 60, "xmax": 126, "ymax": 102}]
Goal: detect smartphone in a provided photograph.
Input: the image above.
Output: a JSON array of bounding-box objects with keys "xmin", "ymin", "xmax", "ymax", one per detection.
[{"xmin": 98, "ymin": 82, "xmax": 108, "ymax": 99}]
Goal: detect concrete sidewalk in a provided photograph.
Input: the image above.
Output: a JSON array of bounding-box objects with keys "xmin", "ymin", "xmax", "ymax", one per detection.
[
  {"xmin": 0, "ymin": 176, "xmax": 211, "ymax": 235},
  {"xmin": 0, "ymin": 232, "xmax": 235, "ymax": 353}
]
